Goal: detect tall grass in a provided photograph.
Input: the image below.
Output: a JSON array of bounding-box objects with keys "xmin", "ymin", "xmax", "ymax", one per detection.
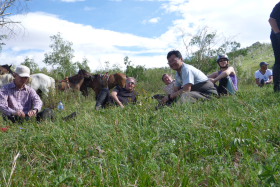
[{"xmin": 0, "ymin": 83, "xmax": 279, "ymax": 186}]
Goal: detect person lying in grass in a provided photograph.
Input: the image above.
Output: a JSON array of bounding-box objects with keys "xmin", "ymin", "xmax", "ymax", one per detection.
[
  {"xmin": 152, "ymin": 74, "xmax": 176, "ymax": 107},
  {"xmin": 208, "ymin": 54, "xmax": 238, "ymax": 95},
  {"xmin": 161, "ymin": 50, "xmax": 218, "ymax": 104},
  {"xmin": 95, "ymin": 76, "xmax": 138, "ymax": 110},
  {"xmin": 162, "ymin": 73, "xmax": 176, "ymax": 94}
]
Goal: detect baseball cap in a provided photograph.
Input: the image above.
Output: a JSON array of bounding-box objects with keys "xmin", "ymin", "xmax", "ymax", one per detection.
[
  {"xmin": 15, "ymin": 65, "xmax": 30, "ymax": 77},
  {"xmin": 260, "ymin": 62, "xmax": 269, "ymax": 67}
]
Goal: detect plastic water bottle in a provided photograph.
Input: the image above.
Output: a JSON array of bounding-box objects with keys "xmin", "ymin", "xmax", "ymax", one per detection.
[{"xmin": 58, "ymin": 101, "xmax": 64, "ymax": 110}]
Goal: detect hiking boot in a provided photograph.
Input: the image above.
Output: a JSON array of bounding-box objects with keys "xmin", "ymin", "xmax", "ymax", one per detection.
[{"xmin": 95, "ymin": 105, "xmax": 102, "ymax": 110}]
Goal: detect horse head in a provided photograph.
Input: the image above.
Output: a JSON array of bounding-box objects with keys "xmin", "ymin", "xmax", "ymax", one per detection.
[
  {"xmin": 0, "ymin": 64, "xmax": 13, "ymax": 75},
  {"xmin": 78, "ymin": 69, "xmax": 92, "ymax": 78}
]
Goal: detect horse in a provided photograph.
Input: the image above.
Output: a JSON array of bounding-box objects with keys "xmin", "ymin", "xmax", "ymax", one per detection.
[
  {"xmin": 57, "ymin": 69, "xmax": 92, "ymax": 94},
  {"xmin": 0, "ymin": 64, "xmax": 55, "ymax": 96},
  {"xmin": 0, "ymin": 65, "xmax": 12, "ymax": 75},
  {"xmin": 0, "ymin": 74, "xmax": 14, "ymax": 87},
  {"xmin": 82, "ymin": 72, "xmax": 127, "ymax": 98}
]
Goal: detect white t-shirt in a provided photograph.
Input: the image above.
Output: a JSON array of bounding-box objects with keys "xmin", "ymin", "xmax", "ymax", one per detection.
[
  {"xmin": 255, "ymin": 69, "xmax": 273, "ymax": 82},
  {"xmin": 175, "ymin": 63, "xmax": 208, "ymax": 87}
]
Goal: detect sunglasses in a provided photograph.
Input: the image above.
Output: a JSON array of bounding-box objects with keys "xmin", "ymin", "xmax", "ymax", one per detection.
[{"xmin": 127, "ymin": 81, "xmax": 135, "ymax": 85}]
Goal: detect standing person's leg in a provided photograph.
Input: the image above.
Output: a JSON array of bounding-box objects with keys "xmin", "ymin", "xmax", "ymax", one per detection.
[{"xmin": 271, "ymin": 33, "xmax": 280, "ymax": 92}]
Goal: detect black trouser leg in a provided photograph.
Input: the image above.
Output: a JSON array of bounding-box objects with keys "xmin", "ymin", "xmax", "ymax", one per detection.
[
  {"xmin": 217, "ymin": 78, "xmax": 228, "ymax": 95},
  {"xmin": 271, "ymin": 32, "xmax": 280, "ymax": 92},
  {"xmin": 36, "ymin": 108, "xmax": 55, "ymax": 122},
  {"xmin": 2, "ymin": 114, "xmax": 28, "ymax": 124},
  {"xmin": 95, "ymin": 88, "xmax": 110, "ymax": 109}
]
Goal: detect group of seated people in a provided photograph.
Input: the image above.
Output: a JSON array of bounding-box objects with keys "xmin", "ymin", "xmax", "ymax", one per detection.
[{"xmin": 0, "ymin": 50, "xmax": 273, "ymax": 123}]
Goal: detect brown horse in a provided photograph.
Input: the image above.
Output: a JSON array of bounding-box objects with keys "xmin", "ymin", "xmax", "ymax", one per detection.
[
  {"xmin": 82, "ymin": 72, "xmax": 127, "ymax": 97},
  {"xmin": 57, "ymin": 69, "xmax": 92, "ymax": 92}
]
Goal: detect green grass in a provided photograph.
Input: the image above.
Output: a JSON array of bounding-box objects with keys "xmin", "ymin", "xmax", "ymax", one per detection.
[{"xmin": 0, "ymin": 84, "xmax": 279, "ymax": 186}]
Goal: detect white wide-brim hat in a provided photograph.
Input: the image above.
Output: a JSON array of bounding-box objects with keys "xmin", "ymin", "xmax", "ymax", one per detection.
[{"xmin": 15, "ymin": 65, "xmax": 30, "ymax": 77}]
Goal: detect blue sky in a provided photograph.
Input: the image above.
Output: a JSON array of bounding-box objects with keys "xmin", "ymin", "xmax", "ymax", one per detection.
[
  {"xmin": 0, "ymin": 0, "xmax": 278, "ymax": 71},
  {"xmin": 29, "ymin": 0, "xmax": 178, "ymax": 37}
]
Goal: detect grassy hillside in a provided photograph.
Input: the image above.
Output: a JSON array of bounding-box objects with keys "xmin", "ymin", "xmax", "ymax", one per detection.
[{"xmin": 0, "ymin": 43, "xmax": 279, "ymax": 186}]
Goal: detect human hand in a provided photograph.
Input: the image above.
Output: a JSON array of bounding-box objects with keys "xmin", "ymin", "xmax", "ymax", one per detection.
[
  {"xmin": 15, "ymin": 110, "xmax": 25, "ymax": 118},
  {"xmin": 28, "ymin": 109, "xmax": 37, "ymax": 117},
  {"xmin": 209, "ymin": 78, "xmax": 215, "ymax": 83}
]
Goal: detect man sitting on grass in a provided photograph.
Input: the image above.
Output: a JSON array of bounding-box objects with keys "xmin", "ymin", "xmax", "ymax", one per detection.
[
  {"xmin": 0, "ymin": 65, "xmax": 54, "ymax": 123},
  {"xmin": 95, "ymin": 76, "xmax": 138, "ymax": 110},
  {"xmin": 161, "ymin": 50, "xmax": 218, "ymax": 104},
  {"xmin": 255, "ymin": 62, "xmax": 273, "ymax": 87}
]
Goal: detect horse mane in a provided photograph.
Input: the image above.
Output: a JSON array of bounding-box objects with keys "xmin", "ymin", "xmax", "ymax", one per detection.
[{"xmin": 68, "ymin": 74, "xmax": 84, "ymax": 84}]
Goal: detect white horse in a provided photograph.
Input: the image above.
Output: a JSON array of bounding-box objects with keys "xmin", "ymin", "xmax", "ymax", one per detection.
[
  {"xmin": 0, "ymin": 73, "xmax": 55, "ymax": 96},
  {"xmin": 0, "ymin": 74, "xmax": 14, "ymax": 87},
  {"xmin": 29, "ymin": 73, "xmax": 55, "ymax": 96}
]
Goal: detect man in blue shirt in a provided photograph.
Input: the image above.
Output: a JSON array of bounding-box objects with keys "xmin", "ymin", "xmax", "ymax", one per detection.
[{"xmin": 162, "ymin": 50, "xmax": 217, "ymax": 104}]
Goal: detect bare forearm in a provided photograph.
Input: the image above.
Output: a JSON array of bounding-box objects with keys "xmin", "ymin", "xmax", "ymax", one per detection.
[{"xmin": 269, "ymin": 18, "xmax": 280, "ymax": 33}]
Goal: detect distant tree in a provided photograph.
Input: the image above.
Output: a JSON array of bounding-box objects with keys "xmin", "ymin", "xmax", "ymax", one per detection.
[
  {"xmin": 76, "ymin": 58, "xmax": 91, "ymax": 72},
  {"xmin": 21, "ymin": 57, "xmax": 39, "ymax": 74},
  {"xmin": 124, "ymin": 56, "xmax": 146, "ymax": 81},
  {"xmin": 43, "ymin": 33, "xmax": 76, "ymax": 77},
  {"xmin": 0, "ymin": 0, "xmax": 29, "ymax": 27},
  {"xmin": 0, "ymin": 0, "xmax": 30, "ymax": 51},
  {"xmin": 183, "ymin": 26, "xmax": 241, "ymax": 73}
]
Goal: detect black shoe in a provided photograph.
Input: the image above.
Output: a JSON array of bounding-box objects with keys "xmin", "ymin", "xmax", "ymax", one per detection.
[{"xmin": 62, "ymin": 112, "xmax": 77, "ymax": 121}]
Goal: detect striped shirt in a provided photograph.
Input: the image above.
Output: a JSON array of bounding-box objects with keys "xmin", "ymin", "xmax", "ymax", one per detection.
[{"xmin": 0, "ymin": 82, "xmax": 42, "ymax": 116}]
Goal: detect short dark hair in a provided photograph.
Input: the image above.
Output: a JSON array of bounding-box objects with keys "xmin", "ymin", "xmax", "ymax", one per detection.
[
  {"xmin": 167, "ymin": 50, "xmax": 183, "ymax": 59},
  {"xmin": 162, "ymin": 74, "xmax": 168, "ymax": 82}
]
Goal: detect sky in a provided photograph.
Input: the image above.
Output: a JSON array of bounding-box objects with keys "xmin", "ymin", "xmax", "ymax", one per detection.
[{"xmin": 0, "ymin": 0, "xmax": 278, "ymax": 71}]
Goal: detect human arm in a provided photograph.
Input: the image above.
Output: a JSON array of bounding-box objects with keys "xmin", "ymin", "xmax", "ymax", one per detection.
[
  {"xmin": 266, "ymin": 75, "xmax": 273, "ymax": 84},
  {"xmin": 210, "ymin": 67, "xmax": 235, "ymax": 84},
  {"xmin": 255, "ymin": 78, "xmax": 262, "ymax": 86},
  {"xmin": 0, "ymin": 88, "xmax": 18, "ymax": 116},
  {"xmin": 28, "ymin": 88, "xmax": 42, "ymax": 117},
  {"xmin": 110, "ymin": 90, "xmax": 125, "ymax": 108},
  {"xmin": 207, "ymin": 71, "xmax": 218, "ymax": 79},
  {"xmin": 269, "ymin": 17, "xmax": 280, "ymax": 33},
  {"xmin": 162, "ymin": 83, "xmax": 192, "ymax": 103}
]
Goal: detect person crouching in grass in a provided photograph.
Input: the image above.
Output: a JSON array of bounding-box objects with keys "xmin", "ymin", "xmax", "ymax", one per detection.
[{"xmin": 208, "ymin": 54, "xmax": 238, "ymax": 95}]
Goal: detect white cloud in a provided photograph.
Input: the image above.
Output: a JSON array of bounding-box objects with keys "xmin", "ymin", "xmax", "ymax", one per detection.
[
  {"xmin": 0, "ymin": 0, "xmax": 279, "ymax": 72},
  {"xmin": 161, "ymin": 0, "xmax": 278, "ymax": 48},
  {"xmin": 0, "ymin": 12, "xmax": 169, "ymax": 71},
  {"xmin": 149, "ymin": 17, "xmax": 160, "ymax": 24}
]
